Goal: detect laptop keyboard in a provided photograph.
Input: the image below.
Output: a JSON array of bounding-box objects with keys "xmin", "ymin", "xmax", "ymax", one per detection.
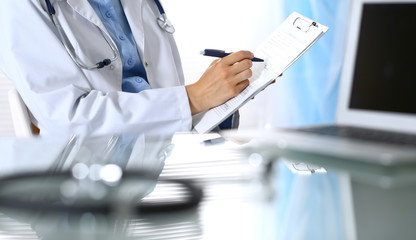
[{"xmin": 296, "ymin": 125, "xmax": 416, "ymax": 147}]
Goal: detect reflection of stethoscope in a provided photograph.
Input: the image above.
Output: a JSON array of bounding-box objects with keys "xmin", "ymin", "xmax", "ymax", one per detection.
[
  {"xmin": 0, "ymin": 169, "xmax": 203, "ymax": 214},
  {"xmin": 44, "ymin": 0, "xmax": 175, "ymax": 70}
]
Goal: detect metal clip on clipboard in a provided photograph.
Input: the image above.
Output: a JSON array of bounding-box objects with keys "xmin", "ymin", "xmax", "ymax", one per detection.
[{"xmin": 293, "ymin": 17, "xmax": 318, "ymax": 32}]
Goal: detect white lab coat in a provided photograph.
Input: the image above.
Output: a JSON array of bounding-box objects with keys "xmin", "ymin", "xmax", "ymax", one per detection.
[{"xmin": 0, "ymin": 0, "xmax": 192, "ymax": 137}]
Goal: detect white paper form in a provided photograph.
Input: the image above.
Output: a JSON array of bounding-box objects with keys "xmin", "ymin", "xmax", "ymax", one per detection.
[{"xmin": 192, "ymin": 12, "xmax": 328, "ymax": 133}]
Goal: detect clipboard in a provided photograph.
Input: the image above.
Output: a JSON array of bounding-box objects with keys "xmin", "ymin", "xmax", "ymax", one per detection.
[{"xmin": 192, "ymin": 12, "xmax": 329, "ymax": 133}]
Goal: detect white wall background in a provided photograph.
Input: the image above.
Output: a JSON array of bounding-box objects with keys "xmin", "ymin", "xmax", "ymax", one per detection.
[{"xmin": 0, "ymin": 1, "xmax": 283, "ymax": 136}]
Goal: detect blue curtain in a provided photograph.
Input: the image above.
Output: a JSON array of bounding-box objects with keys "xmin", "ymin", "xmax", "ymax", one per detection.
[
  {"xmin": 273, "ymin": 0, "xmax": 351, "ymax": 239},
  {"xmin": 269, "ymin": 0, "xmax": 350, "ymax": 128}
]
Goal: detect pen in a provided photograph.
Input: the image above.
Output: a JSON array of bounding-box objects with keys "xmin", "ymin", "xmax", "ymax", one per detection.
[
  {"xmin": 201, "ymin": 49, "xmax": 264, "ymax": 62},
  {"xmin": 201, "ymin": 137, "xmax": 226, "ymax": 146}
]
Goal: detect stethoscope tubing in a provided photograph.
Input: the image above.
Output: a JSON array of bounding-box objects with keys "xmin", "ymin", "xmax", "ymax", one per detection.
[
  {"xmin": 43, "ymin": 0, "xmax": 174, "ymax": 70},
  {"xmin": 154, "ymin": 0, "xmax": 166, "ymax": 15}
]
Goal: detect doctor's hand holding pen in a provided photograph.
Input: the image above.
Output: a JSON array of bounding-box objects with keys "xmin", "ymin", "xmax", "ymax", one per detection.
[{"xmin": 185, "ymin": 50, "xmax": 254, "ymax": 115}]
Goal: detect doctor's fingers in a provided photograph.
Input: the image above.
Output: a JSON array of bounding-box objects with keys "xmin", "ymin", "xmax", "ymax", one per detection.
[
  {"xmin": 230, "ymin": 65, "xmax": 253, "ymax": 86},
  {"xmin": 213, "ymin": 58, "xmax": 252, "ymax": 81},
  {"xmin": 230, "ymin": 58, "xmax": 253, "ymax": 75},
  {"xmin": 222, "ymin": 50, "xmax": 254, "ymax": 65},
  {"xmin": 235, "ymin": 79, "xmax": 250, "ymax": 93}
]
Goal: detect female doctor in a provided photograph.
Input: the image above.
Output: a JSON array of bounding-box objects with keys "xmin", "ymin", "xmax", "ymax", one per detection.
[{"xmin": 0, "ymin": 0, "xmax": 255, "ymax": 137}]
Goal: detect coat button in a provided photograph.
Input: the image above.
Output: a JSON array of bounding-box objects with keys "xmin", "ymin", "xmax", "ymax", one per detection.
[
  {"xmin": 110, "ymin": 65, "xmax": 115, "ymax": 70},
  {"xmin": 145, "ymin": 62, "xmax": 149, "ymax": 67}
]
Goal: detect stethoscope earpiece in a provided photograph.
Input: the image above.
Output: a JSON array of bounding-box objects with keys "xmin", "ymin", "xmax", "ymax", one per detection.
[{"xmin": 96, "ymin": 59, "xmax": 112, "ymax": 69}]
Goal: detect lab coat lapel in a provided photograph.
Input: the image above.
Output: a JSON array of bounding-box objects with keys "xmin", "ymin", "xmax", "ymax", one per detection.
[
  {"xmin": 66, "ymin": 0, "xmax": 107, "ymax": 31},
  {"xmin": 65, "ymin": 0, "xmax": 120, "ymax": 59}
]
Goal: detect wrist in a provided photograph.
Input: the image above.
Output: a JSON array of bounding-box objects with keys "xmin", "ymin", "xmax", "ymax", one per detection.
[{"xmin": 185, "ymin": 84, "xmax": 204, "ymax": 115}]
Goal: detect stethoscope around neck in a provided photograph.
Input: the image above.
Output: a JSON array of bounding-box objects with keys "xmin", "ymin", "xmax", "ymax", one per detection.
[{"xmin": 44, "ymin": 0, "xmax": 175, "ymax": 70}]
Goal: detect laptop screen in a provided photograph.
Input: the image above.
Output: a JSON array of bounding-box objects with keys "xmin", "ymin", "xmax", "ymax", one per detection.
[{"xmin": 348, "ymin": 3, "xmax": 416, "ymax": 115}]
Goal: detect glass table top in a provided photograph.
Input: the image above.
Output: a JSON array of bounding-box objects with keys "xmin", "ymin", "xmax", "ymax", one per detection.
[
  {"xmin": 3, "ymin": 131, "xmax": 414, "ymax": 240},
  {"xmin": 0, "ymin": 133, "xmax": 277, "ymax": 240}
]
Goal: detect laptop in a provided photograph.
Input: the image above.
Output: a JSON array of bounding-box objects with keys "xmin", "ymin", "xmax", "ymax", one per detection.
[{"xmin": 225, "ymin": 0, "xmax": 416, "ymax": 166}]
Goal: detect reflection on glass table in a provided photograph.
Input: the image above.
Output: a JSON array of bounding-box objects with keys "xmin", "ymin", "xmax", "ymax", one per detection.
[
  {"xmin": 236, "ymin": 133, "xmax": 416, "ymax": 240},
  {"xmin": 0, "ymin": 133, "xmax": 277, "ymax": 240}
]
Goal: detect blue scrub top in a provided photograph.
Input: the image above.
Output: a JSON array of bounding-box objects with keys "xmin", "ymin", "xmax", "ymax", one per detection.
[{"xmin": 88, "ymin": 0, "xmax": 151, "ymax": 93}]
